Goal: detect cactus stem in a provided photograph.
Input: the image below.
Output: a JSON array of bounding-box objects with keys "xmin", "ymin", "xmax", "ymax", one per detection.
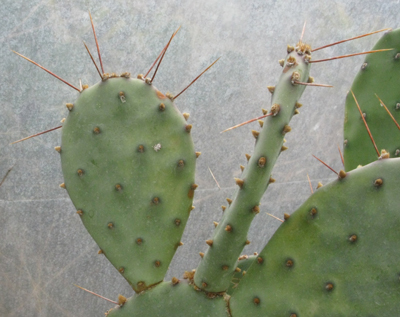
[
  {"xmin": 88, "ymin": 11, "xmax": 105, "ymax": 74},
  {"xmin": 174, "ymin": 57, "xmax": 220, "ymax": 100},
  {"xmin": 83, "ymin": 41, "xmax": 102, "ymax": 79},
  {"xmin": 312, "ymin": 28, "xmax": 391, "ymax": 52},
  {"xmin": 73, "ymin": 284, "xmax": 118, "ymax": 305},
  {"xmin": 306, "ymin": 174, "xmax": 314, "ymax": 194},
  {"xmin": 12, "ymin": 50, "xmax": 81, "ymax": 91},
  {"xmin": 145, "ymin": 26, "xmax": 181, "ymax": 78},
  {"xmin": 208, "ymin": 167, "xmax": 221, "ymax": 189},
  {"xmin": 310, "ymin": 48, "xmax": 393, "ymax": 63},
  {"xmin": 221, "ymin": 113, "xmax": 272, "ymax": 133},
  {"xmin": 375, "ymin": 94, "xmax": 400, "ymax": 130},
  {"xmin": 350, "ymin": 90, "xmax": 380, "ymax": 157},
  {"xmin": 312, "ymin": 154, "xmax": 338, "ymax": 175},
  {"xmin": 266, "ymin": 212, "xmax": 284, "ymax": 223},
  {"xmin": 11, "ymin": 126, "xmax": 62, "ymax": 145}
]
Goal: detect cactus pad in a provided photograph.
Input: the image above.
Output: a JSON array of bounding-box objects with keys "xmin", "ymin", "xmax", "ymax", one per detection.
[
  {"xmin": 344, "ymin": 29, "xmax": 400, "ymax": 170},
  {"xmin": 61, "ymin": 77, "xmax": 196, "ymax": 292},
  {"xmin": 229, "ymin": 158, "xmax": 400, "ymax": 316}
]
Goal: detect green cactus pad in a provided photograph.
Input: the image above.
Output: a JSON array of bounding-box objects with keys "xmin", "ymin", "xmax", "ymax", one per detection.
[
  {"xmin": 105, "ymin": 280, "xmax": 228, "ymax": 317},
  {"xmin": 344, "ymin": 29, "xmax": 400, "ymax": 171},
  {"xmin": 194, "ymin": 42, "xmax": 311, "ymax": 292},
  {"xmin": 229, "ymin": 158, "xmax": 400, "ymax": 316},
  {"xmin": 61, "ymin": 77, "xmax": 196, "ymax": 292}
]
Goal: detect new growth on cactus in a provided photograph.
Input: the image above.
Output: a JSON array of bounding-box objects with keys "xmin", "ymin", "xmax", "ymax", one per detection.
[{"xmin": 9, "ymin": 11, "xmax": 400, "ymax": 316}]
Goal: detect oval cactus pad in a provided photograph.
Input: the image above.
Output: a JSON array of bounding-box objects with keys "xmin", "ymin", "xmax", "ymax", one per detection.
[{"xmin": 61, "ymin": 77, "xmax": 196, "ymax": 292}]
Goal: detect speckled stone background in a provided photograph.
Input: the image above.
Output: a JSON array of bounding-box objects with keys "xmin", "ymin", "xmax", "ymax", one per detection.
[{"xmin": 0, "ymin": 0, "xmax": 398, "ymax": 316}]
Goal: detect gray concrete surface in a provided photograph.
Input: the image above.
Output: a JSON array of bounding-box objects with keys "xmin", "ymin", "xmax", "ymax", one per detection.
[{"xmin": 0, "ymin": 0, "xmax": 398, "ymax": 316}]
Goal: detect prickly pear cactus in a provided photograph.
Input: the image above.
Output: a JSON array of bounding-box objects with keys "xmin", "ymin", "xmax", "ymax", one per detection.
[
  {"xmin": 344, "ymin": 29, "xmax": 400, "ymax": 170},
  {"xmin": 61, "ymin": 76, "xmax": 196, "ymax": 292},
  {"xmin": 11, "ymin": 11, "xmax": 400, "ymax": 317}
]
